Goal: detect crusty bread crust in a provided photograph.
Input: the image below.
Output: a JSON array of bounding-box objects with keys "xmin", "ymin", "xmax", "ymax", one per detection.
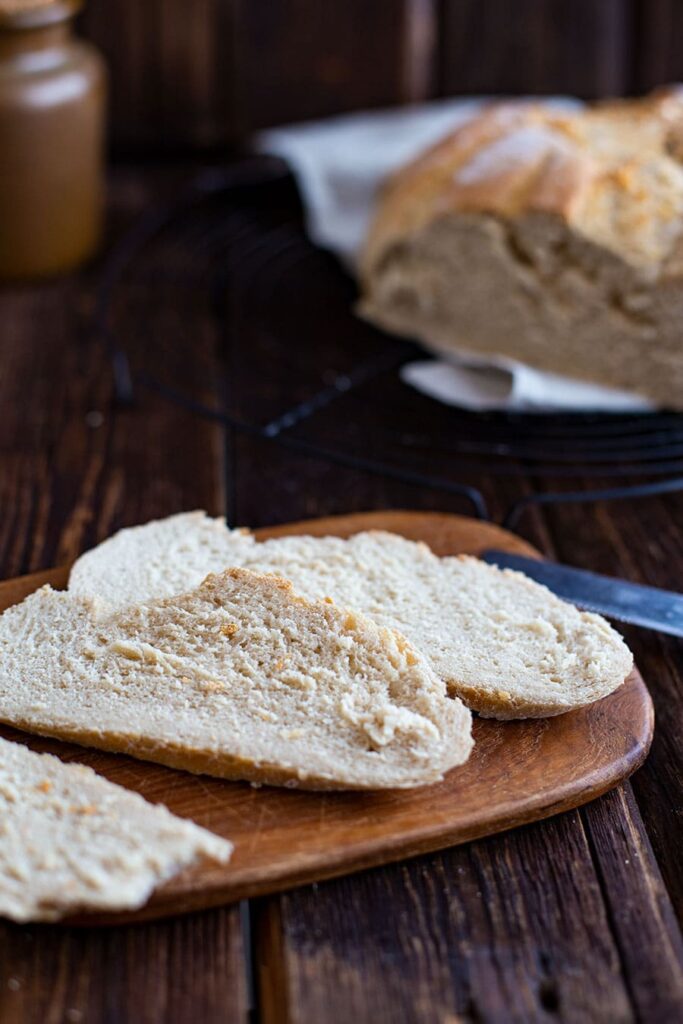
[
  {"xmin": 2, "ymin": 716, "xmax": 432, "ymax": 790},
  {"xmin": 363, "ymin": 89, "xmax": 683, "ymax": 277},
  {"xmin": 359, "ymin": 88, "xmax": 683, "ymax": 407}
]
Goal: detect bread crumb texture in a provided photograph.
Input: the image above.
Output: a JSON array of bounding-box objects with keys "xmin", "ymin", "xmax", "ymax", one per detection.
[
  {"xmin": 243, "ymin": 533, "xmax": 633, "ymax": 719},
  {"xmin": 68, "ymin": 514, "xmax": 633, "ymax": 719},
  {"xmin": 0, "ymin": 736, "xmax": 232, "ymax": 922},
  {"xmin": 1, "ymin": 566, "xmax": 473, "ymax": 790}
]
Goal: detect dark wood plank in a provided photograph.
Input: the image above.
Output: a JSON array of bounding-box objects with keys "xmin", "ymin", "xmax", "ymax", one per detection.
[
  {"xmin": 81, "ymin": 0, "xmax": 659, "ymax": 152},
  {"xmin": 234, "ymin": 0, "xmax": 427, "ymax": 132},
  {"xmin": 82, "ymin": 0, "xmax": 435, "ymax": 148},
  {"xmin": 439, "ymin": 0, "xmax": 632, "ymax": 99},
  {"xmin": 402, "ymin": 0, "xmax": 439, "ymax": 103},
  {"xmin": 254, "ymin": 811, "xmax": 635, "ymax": 1023},
  {"xmin": 581, "ymin": 786, "xmax": 683, "ymax": 1019},
  {"xmin": 0, "ymin": 170, "xmax": 247, "ymax": 1022},
  {"xmin": 634, "ymin": 0, "xmax": 683, "ymax": 93},
  {"xmin": 0, "ymin": 909, "xmax": 247, "ymax": 1024},
  {"xmin": 81, "ymin": 0, "xmax": 235, "ymax": 149},
  {"xmin": 540, "ymin": 490, "xmax": 683, "ymax": 922},
  {"xmin": 619, "ymin": 623, "xmax": 683, "ymax": 925},
  {"xmin": 0, "ymin": 279, "xmax": 111, "ymax": 575}
]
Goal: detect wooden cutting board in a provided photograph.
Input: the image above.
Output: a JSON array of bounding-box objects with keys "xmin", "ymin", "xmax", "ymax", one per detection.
[{"xmin": 0, "ymin": 510, "xmax": 653, "ymax": 925}]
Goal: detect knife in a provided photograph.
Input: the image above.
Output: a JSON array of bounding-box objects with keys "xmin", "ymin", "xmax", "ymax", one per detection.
[{"xmin": 481, "ymin": 549, "xmax": 683, "ymax": 638}]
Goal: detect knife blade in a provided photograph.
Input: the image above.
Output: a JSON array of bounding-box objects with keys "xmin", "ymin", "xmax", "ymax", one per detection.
[{"xmin": 481, "ymin": 549, "xmax": 683, "ymax": 638}]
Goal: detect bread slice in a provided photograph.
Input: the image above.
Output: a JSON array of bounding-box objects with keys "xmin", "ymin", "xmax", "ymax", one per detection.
[
  {"xmin": 0, "ymin": 569, "xmax": 472, "ymax": 789},
  {"xmin": 0, "ymin": 735, "xmax": 232, "ymax": 922},
  {"xmin": 69, "ymin": 511, "xmax": 256, "ymax": 607},
  {"xmin": 69, "ymin": 517, "xmax": 632, "ymax": 719},
  {"xmin": 243, "ymin": 533, "xmax": 633, "ymax": 719}
]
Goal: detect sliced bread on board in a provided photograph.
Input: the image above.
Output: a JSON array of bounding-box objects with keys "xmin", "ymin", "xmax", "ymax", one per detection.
[
  {"xmin": 244, "ymin": 532, "xmax": 633, "ymax": 719},
  {"xmin": 69, "ymin": 515, "xmax": 633, "ymax": 719},
  {"xmin": 0, "ymin": 568, "xmax": 472, "ymax": 789},
  {"xmin": 0, "ymin": 735, "xmax": 232, "ymax": 922}
]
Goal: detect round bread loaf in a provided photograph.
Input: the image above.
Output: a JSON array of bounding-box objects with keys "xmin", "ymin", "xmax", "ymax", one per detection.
[{"xmin": 360, "ymin": 89, "xmax": 683, "ymax": 408}]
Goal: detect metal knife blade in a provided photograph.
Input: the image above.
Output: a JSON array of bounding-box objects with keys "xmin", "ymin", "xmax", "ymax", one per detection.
[{"xmin": 481, "ymin": 549, "xmax": 683, "ymax": 638}]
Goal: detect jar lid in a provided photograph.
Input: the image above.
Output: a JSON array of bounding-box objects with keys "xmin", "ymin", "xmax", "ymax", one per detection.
[{"xmin": 0, "ymin": 0, "xmax": 82, "ymax": 29}]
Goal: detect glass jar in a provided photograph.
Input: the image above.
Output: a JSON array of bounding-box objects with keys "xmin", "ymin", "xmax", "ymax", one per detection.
[{"xmin": 0, "ymin": 0, "xmax": 106, "ymax": 279}]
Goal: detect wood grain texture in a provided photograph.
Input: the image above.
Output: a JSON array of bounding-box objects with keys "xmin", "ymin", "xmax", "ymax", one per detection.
[
  {"xmin": 0, "ymin": 909, "xmax": 247, "ymax": 1024},
  {"xmin": 0, "ymin": 173, "xmax": 247, "ymax": 1022},
  {"xmin": 81, "ymin": 0, "xmax": 235, "ymax": 149},
  {"xmin": 78, "ymin": 0, "xmax": 653, "ymax": 150},
  {"xmin": 214, "ymin": 159, "xmax": 681, "ymax": 1020},
  {"xmin": 439, "ymin": 0, "xmax": 632, "ymax": 98},
  {"xmin": 541, "ymin": 491, "xmax": 683, "ymax": 922},
  {"xmin": 253, "ymin": 811, "xmax": 635, "ymax": 1023},
  {"xmin": 580, "ymin": 787, "xmax": 683, "ymax": 1019},
  {"xmin": 634, "ymin": 0, "xmax": 683, "ymax": 93},
  {"xmin": 212, "ymin": 163, "xmax": 682, "ymax": 1020},
  {"xmin": 81, "ymin": 0, "xmax": 433, "ymax": 147},
  {"xmin": 0, "ymin": 511, "xmax": 652, "ymax": 925},
  {"xmin": 234, "ymin": 0, "xmax": 428, "ymax": 131}
]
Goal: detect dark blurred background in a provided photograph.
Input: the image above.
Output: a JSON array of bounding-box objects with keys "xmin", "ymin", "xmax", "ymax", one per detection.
[{"xmin": 80, "ymin": 0, "xmax": 681, "ymax": 153}]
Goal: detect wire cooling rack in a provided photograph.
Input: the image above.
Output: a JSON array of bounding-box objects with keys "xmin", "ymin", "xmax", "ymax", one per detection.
[{"xmin": 94, "ymin": 158, "xmax": 683, "ymax": 528}]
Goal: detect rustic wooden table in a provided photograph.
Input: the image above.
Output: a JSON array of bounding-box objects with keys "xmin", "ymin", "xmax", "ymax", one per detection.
[{"xmin": 0, "ymin": 169, "xmax": 681, "ymax": 1023}]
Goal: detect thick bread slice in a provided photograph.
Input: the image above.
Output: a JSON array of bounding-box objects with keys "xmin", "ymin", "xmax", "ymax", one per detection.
[
  {"xmin": 68, "ymin": 517, "xmax": 632, "ymax": 719},
  {"xmin": 243, "ymin": 533, "xmax": 633, "ymax": 719},
  {"xmin": 69, "ymin": 512, "xmax": 255, "ymax": 607},
  {"xmin": 0, "ymin": 569, "xmax": 472, "ymax": 789},
  {"xmin": 0, "ymin": 735, "xmax": 232, "ymax": 923}
]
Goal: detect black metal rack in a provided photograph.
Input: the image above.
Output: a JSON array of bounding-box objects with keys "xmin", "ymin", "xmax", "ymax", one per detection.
[{"xmin": 94, "ymin": 159, "xmax": 683, "ymax": 529}]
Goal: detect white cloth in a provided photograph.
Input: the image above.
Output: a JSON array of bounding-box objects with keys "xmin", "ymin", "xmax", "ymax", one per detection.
[{"xmin": 258, "ymin": 100, "xmax": 655, "ymax": 413}]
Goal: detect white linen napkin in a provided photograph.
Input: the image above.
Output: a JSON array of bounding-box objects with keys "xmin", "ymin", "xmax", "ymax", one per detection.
[{"xmin": 258, "ymin": 100, "xmax": 655, "ymax": 413}]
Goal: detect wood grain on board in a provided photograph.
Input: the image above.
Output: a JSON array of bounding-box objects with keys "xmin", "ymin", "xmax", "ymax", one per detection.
[{"xmin": 0, "ymin": 510, "xmax": 652, "ymax": 925}]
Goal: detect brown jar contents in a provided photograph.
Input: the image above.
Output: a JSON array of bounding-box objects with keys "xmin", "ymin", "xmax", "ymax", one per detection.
[{"xmin": 0, "ymin": 0, "xmax": 106, "ymax": 279}]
